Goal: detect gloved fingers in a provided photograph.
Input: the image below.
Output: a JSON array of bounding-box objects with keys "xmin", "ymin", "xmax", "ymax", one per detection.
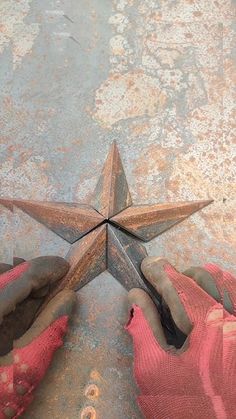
[
  {"xmin": 0, "ymin": 264, "xmax": 13, "ymax": 275},
  {"xmin": 0, "ymin": 290, "xmax": 76, "ymax": 418},
  {"xmin": 0, "ymin": 256, "xmax": 69, "ymax": 324},
  {"xmin": 0, "ymin": 298, "xmax": 43, "ymax": 357},
  {"xmin": 183, "ymin": 265, "xmax": 236, "ymax": 314},
  {"xmin": 0, "ymin": 257, "xmax": 26, "ymax": 276},
  {"xmin": 138, "ymin": 395, "xmax": 216, "ymax": 419},
  {"xmin": 204, "ymin": 264, "xmax": 236, "ymax": 314},
  {"xmin": 126, "ymin": 290, "xmax": 176, "ymax": 393},
  {"xmin": 141, "ymin": 257, "xmax": 217, "ymax": 334},
  {"xmin": 141, "ymin": 257, "xmax": 191, "ymax": 335},
  {"xmin": 13, "ymin": 257, "xmax": 26, "ymax": 267},
  {"xmin": 0, "ymin": 290, "xmax": 76, "ymax": 364},
  {"xmin": 14, "ymin": 289, "xmax": 76, "ymax": 349},
  {"xmin": 127, "ymin": 289, "xmax": 171, "ymax": 351}
]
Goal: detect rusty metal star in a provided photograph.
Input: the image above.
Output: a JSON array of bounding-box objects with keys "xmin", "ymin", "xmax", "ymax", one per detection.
[{"xmin": 0, "ymin": 142, "xmax": 212, "ymax": 301}]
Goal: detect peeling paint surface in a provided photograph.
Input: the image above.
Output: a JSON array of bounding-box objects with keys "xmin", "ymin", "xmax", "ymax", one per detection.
[
  {"xmin": 94, "ymin": 71, "xmax": 167, "ymax": 127},
  {"xmin": 0, "ymin": 0, "xmax": 235, "ymax": 417},
  {"xmin": 0, "ymin": 0, "xmax": 40, "ymax": 69}
]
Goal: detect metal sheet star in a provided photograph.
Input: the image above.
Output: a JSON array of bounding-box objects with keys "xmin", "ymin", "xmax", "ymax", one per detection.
[{"xmin": 0, "ymin": 142, "xmax": 212, "ymax": 300}]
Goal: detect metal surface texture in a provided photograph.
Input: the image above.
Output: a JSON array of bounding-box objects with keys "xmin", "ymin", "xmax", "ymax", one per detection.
[
  {"xmin": 91, "ymin": 141, "xmax": 133, "ymax": 218},
  {"xmin": 0, "ymin": 142, "xmax": 211, "ymax": 302},
  {"xmin": 3, "ymin": 200, "xmax": 105, "ymax": 243},
  {"xmin": 111, "ymin": 200, "xmax": 213, "ymax": 241},
  {"xmin": 0, "ymin": 0, "xmax": 235, "ymax": 418},
  {"xmin": 107, "ymin": 224, "xmax": 148, "ymax": 291}
]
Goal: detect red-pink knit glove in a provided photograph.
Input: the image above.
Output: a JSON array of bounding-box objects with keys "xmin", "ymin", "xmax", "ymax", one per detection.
[
  {"xmin": 126, "ymin": 260, "xmax": 236, "ymax": 419},
  {"xmin": 0, "ymin": 258, "xmax": 76, "ymax": 418}
]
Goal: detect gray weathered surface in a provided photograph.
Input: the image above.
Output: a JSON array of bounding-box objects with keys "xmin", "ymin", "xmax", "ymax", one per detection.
[{"xmin": 0, "ymin": 0, "xmax": 235, "ymax": 418}]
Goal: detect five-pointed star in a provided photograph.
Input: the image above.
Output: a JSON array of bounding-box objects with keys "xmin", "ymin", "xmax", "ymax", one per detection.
[{"xmin": 0, "ymin": 142, "xmax": 212, "ymax": 300}]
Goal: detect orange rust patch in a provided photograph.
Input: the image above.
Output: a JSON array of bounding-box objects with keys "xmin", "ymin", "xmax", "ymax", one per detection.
[
  {"xmin": 131, "ymin": 122, "xmax": 150, "ymax": 136},
  {"xmin": 85, "ymin": 384, "xmax": 100, "ymax": 400},
  {"xmin": 93, "ymin": 71, "xmax": 167, "ymax": 127},
  {"xmin": 80, "ymin": 406, "xmax": 97, "ymax": 419},
  {"xmin": 56, "ymin": 147, "xmax": 71, "ymax": 153},
  {"xmin": 133, "ymin": 145, "xmax": 169, "ymax": 177},
  {"xmin": 90, "ymin": 369, "xmax": 103, "ymax": 382},
  {"xmin": 193, "ymin": 11, "xmax": 203, "ymax": 17}
]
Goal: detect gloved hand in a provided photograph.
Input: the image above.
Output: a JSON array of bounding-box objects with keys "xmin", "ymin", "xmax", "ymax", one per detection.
[
  {"xmin": 0, "ymin": 257, "xmax": 76, "ymax": 418},
  {"xmin": 127, "ymin": 258, "xmax": 236, "ymax": 419}
]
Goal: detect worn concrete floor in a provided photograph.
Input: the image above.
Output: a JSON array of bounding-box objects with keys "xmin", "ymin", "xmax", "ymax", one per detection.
[{"xmin": 0, "ymin": 0, "xmax": 235, "ymax": 418}]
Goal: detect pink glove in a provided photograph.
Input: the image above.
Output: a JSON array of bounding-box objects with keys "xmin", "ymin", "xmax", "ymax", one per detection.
[
  {"xmin": 0, "ymin": 257, "xmax": 76, "ymax": 418},
  {"xmin": 126, "ymin": 258, "xmax": 236, "ymax": 419}
]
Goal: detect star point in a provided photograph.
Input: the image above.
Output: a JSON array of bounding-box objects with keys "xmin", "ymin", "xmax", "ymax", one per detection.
[
  {"xmin": 90, "ymin": 140, "xmax": 132, "ymax": 219},
  {"xmin": 111, "ymin": 199, "xmax": 213, "ymax": 241},
  {"xmin": 0, "ymin": 199, "xmax": 104, "ymax": 244}
]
